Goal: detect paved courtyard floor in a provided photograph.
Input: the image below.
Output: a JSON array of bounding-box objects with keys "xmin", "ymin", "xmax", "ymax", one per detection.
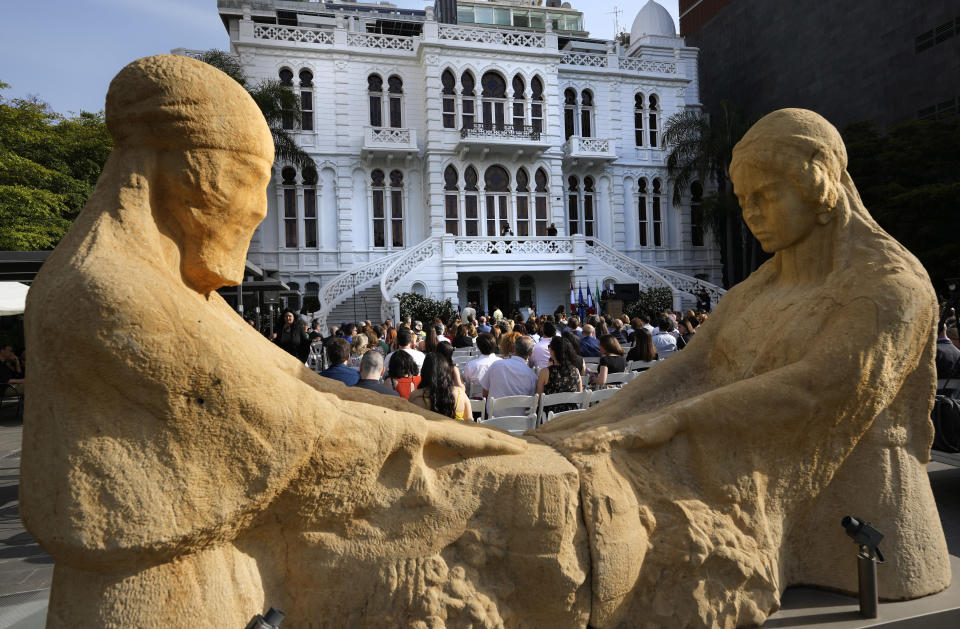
[{"xmin": 0, "ymin": 419, "xmax": 957, "ymax": 627}]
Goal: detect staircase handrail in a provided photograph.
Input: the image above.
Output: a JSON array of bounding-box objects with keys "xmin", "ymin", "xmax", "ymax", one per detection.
[
  {"xmin": 379, "ymin": 236, "xmax": 442, "ymax": 311},
  {"xmin": 314, "ymin": 249, "xmax": 406, "ymax": 329}
]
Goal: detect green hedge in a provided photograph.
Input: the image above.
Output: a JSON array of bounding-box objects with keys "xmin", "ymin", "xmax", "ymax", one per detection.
[{"xmin": 398, "ymin": 292, "xmax": 458, "ymax": 325}]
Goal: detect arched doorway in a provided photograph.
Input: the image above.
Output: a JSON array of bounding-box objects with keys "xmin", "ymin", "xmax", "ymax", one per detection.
[
  {"xmin": 487, "ymin": 276, "xmax": 512, "ymax": 315},
  {"xmin": 518, "ymin": 275, "xmax": 535, "ymax": 309}
]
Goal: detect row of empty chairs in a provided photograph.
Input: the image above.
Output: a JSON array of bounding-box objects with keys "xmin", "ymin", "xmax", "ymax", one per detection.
[{"xmin": 469, "ymin": 388, "xmax": 626, "ymax": 435}]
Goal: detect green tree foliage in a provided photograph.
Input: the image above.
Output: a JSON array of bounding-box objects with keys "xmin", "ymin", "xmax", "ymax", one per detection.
[
  {"xmin": 663, "ymin": 102, "xmax": 762, "ymax": 288},
  {"xmin": 398, "ymin": 292, "xmax": 458, "ymax": 325},
  {"xmin": 197, "ymin": 50, "xmax": 314, "ymax": 170},
  {"xmin": 843, "ymin": 117, "xmax": 960, "ymax": 290},
  {"xmin": 0, "ymin": 83, "xmax": 112, "ymax": 250},
  {"xmin": 623, "ymin": 287, "xmax": 674, "ymax": 320}
]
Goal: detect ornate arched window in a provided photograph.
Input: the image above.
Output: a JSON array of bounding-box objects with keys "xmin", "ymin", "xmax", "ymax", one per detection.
[
  {"xmin": 441, "ymin": 69, "xmax": 457, "ymax": 129},
  {"xmin": 567, "ymin": 175, "xmax": 580, "ymax": 235},
  {"xmin": 371, "ymin": 169, "xmax": 386, "ymax": 247},
  {"xmin": 580, "ymin": 90, "xmax": 594, "ymax": 138},
  {"xmin": 282, "ymin": 166, "xmax": 298, "ymax": 247},
  {"xmin": 444, "ymin": 165, "xmax": 459, "ymax": 236},
  {"xmin": 534, "ymin": 168, "xmax": 549, "ymax": 236},
  {"xmin": 638, "ymin": 178, "xmax": 648, "ymax": 247},
  {"xmin": 464, "ymin": 165, "xmax": 479, "ymax": 236},
  {"xmin": 302, "ymin": 166, "xmax": 318, "ymax": 248},
  {"xmin": 299, "ymin": 69, "xmax": 314, "ymax": 131},
  {"xmin": 634, "ymin": 93, "xmax": 645, "ymax": 147},
  {"xmin": 389, "ymin": 169, "xmax": 404, "ymax": 247},
  {"xmin": 484, "ymin": 165, "xmax": 510, "ymax": 236},
  {"xmin": 652, "ymin": 177, "xmax": 664, "ymax": 246},
  {"xmin": 564, "ymin": 88, "xmax": 578, "ymax": 140},
  {"xmin": 690, "ymin": 181, "xmax": 704, "ymax": 247},
  {"xmin": 368, "ymin": 74, "xmax": 383, "ymax": 127},
  {"xmin": 583, "ymin": 176, "xmax": 596, "ymax": 237},
  {"xmin": 279, "ymin": 68, "xmax": 295, "ymax": 130},
  {"xmin": 481, "ymin": 72, "xmax": 507, "ymax": 130},
  {"xmin": 531, "ymin": 76, "xmax": 544, "ymax": 133},
  {"xmin": 461, "ymin": 71, "xmax": 476, "ymax": 129},
  {"xmin": 387, "ymin": 75, "xmax": 403, "ymax": 128},
  {"xmin": 515, "ymin": 168, "xmax": 530, "ymax": 237},
  {"xmin": 512, "ymin": 74, "xmax": 526, "ymax": 129},
  {"xmin": 648, "ymin": 94, "xmax": 660, "ymax": 147}
]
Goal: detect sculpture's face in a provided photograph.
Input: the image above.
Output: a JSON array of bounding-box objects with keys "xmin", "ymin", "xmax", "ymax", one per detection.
[
  {"xmin": 161, "ymin": 149, "xmax": 272, "ymax": 293},
  {"xmin": 733, "ymin": 166, "xmax": 819, "ymax": 253}
]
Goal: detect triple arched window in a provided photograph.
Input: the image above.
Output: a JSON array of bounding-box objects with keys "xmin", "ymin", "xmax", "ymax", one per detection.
[
  {"xmin": 566, "ymin": 175, "xmax": 596, "ymax": 237},
  {"xmin": 443, "ymin": 165, "xmax": 550, "ymax": 237},
  {"xmin": 634, "ymin": 93, "xmax": 660, "ymax": 147},
  {"xmin": 563, "ymin": 88, "xmax": 595, "ymax": 140},
  {"xmin": 637, "ymin": 177, "xmax": 666, "ymax": 247},
  {"xmin": 368, "ymin": 74, "xmax": 404, "ymax": 128},
  {"xmin": 442, "ymin": 70, "xmax": 545, "ymax": 132},
  {"xmin": 371, "ymin": 169, "xmax": 404, "ymax": 248},
  {"xmin": 280, "ymin": 165, "xmax": 318, "ymax": 249}
]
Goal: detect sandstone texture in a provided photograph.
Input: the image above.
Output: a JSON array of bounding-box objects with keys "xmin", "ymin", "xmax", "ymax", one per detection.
[
  {"xmin": 20, "ymin": 56, "xmax": 950, "ymax": 629},
  {"xmin": 537, "ymin": 108, "xmax": 951, "ymax": 627}
]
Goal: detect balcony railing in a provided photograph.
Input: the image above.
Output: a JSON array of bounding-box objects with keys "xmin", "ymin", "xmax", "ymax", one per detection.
[
  {"xmin": 563, "ymin": 136, "xmax": 617, "ymax": 161},
  {"xmin": 453, "ymin": 237, "xmax": 574, "ymax": 257},
  {"xmin": 460, "ymin": 124, "xmax": 542, "ymax": 142},
  {"xmin": 362, "ymin": 127, "xmax": 418, "ymax": 153}
]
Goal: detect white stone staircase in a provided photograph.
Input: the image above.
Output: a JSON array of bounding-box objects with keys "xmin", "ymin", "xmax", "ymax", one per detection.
[{"xmin": 586, "ymin": 240, "xmax": 726, "ymax": 309}]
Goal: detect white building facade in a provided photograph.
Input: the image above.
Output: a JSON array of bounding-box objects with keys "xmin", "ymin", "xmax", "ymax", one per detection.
[{"xmin": 214, "ymin": 0, "xmax": 724, "ymax": 328}]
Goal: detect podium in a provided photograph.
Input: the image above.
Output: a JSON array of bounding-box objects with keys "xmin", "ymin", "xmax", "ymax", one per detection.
[{"xmin": 605, "ymin": 299, "xmax": 624, "ymax": 318}]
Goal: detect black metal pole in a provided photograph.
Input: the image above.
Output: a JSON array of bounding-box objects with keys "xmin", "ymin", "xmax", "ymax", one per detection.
[{"xmin": 857, "ymin": 547, "xmax": 879, "ymax": 618}]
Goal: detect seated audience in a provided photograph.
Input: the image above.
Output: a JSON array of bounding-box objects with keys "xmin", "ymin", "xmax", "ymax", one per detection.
[
  {"xmin": 937, "ymin": 318, "xmax": 960, "ymax": 380},
  {"xmin": 452, "ymin": 324, "xmax": 475, "ymax": 348},
  {"xmin": 530, "ymin": 321, "xmax": 557, "ymax": 368},
  {"xmin": 480, "ymin": 335, "xmax": 538, "ymax": 416},
  {"xmin": 626, "ymin": 328, "xmax": 659, "ymax": 366},
  {"xmin": 386, "ymin": 349, "xmax": 420, "ymax": 399},
  {"xmin": 384, "ymin": 327, "xmax": 426, "ymax": 373},
  {"xmin": 537, "ymin": 337, "xmax": 583, "ymax": 415},
  {"xmin": 320, "ymin": 338, "xmax": 360, "ymax": 386},
  {"xmin": 652, "ymin": 315, "xmax": 678, "ymax": 353},
  {"xmin": 352, "ymin": 350, "xmax": 399, "ymax": 396},
  {"xmin": 579, "ymin": 324, "xmax": 601, "ymax": 357},
  {"xmin": 676, "ymin": 315, "xmax": 700, "ymax": 350},
  {"xmin": 348, "ymin": 334, "xmax": 369, "ymax": 369},
  {"xmin": 593, "ymin": 334, "xmax": 627, "ymax": 388},
  {"xmin": 562, "ymin": 330, "xmax": 587, "ymax": 375},
  {"xmin": 463, "ymin": 333, "xmax": 500, "ymax": 394},
  {"xmin": 409, "ymin": 353, "xmax": 471, "ymax": 420}
]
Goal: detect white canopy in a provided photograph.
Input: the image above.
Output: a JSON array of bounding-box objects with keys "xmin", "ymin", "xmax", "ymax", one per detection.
[{"xmin": 0, "ymin": 282, "xmax": 29, "ymax": 316}]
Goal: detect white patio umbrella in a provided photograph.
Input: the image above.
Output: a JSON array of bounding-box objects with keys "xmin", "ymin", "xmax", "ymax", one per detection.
[{"xmin": 0, "ymin": 282, "xmax": 30, "ymax": 316}]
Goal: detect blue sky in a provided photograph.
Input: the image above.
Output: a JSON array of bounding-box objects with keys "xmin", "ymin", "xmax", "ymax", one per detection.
[{"xmin": 0, "ymin": 0, "xmax": 679, "ymax": 115}]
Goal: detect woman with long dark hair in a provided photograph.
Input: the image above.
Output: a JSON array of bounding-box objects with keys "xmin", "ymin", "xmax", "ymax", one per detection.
[
  {"xmin": 626, "ymin": 327, "xmax": 658, "ymax": 364},
  {"xmin": 562, "ymin": 330, "xmax": 586, "ymax": 375},
  {"xmin": 452, "ymin": 324, "xmax": 474, "ymax": 348},
  {"xmin": 274, "ymin": 308, "xmax": 310, "ymax": 362},
  {"xmin": 386, "ymin": 350, "xmax": 420, "ymax": 399},
  {"xmin": 593, "ymin": 334, "xmax": 626, "ymax": 388},
  {"xmin": 410, "ymin": 351, "xmax": 470, "ymax": 420},
  {"xmin": 537, "ymin": 336, "xmax": 583, "ymax": 415}
]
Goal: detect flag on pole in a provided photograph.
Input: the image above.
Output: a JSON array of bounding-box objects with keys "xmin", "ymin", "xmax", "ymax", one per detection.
[
  {"xmin": 577, "ymin": 284, "xmax": 585, "ymax": 321},
  {"xmin": 570, "ymin": 281, "xmax": 576, "ymax": 314},
  {"xmin": 586, "ymin": 284, "xmax": 593, "ymax": 313}
]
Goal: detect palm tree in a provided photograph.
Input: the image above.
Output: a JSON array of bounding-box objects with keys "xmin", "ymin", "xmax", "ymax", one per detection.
[
  {"xmin": 196, "ymin": 50, "xmax": 314, "ymax": 170},
  {"xmin": 663, "ymin": 102, "xmax": 761, "ymax": 287}
]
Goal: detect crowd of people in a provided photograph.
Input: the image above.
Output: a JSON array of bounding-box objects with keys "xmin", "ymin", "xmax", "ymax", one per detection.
[{"xmin": 268, "ymin": 305, "xmax": 716, "ymax": 422}]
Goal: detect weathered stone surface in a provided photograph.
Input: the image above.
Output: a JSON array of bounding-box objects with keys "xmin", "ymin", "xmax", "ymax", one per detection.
[
  {"xmin": 21, "ymin": 55, "xmax": 588, "ymax": 628},
  {"xmin": 537, "ymin": 108, "xmax": 951, "ymax": 627},
  {"xmin": 21, "ymin": 55, "xmax": 949, "ymax": 629}
]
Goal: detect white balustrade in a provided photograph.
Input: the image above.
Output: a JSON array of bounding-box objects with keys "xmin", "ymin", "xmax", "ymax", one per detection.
[
  {"xmin": 560, "ymin": 52, "xmax": 608, "ymax": 68},
  {"xmin": 453, "ymin": 238, "xmax": 574, "ymax": 256},
  {"xmin": 253, "ymin": 24, "xmax": 333, "ymax": 45},
  {"xmin": 363, "ymin": 127, "xmax": 418, "ymax": 152},
  {"xmin": 563, "ymin": 136, "xmax": 617, "ymax": 160},
  {"xmin": 315, "ymin": 250, "xmax": 406, "ymax": 331},
  {"xmin": 345, "ymin": 32, "xmax": 415, "ymax": 52},
  {"xmin": 439, "ymin": 24, "xmax": 545, "ymax": 48},
  {"xmin": 620, "ymin": 58, "xmax": 678, "ymax": 74}
]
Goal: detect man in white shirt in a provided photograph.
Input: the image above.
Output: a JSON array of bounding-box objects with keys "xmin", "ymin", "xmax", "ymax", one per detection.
[
  {"xmin": 481, "ymin": 336, "xmax": 538, "ymax": 416},
  {"xmin": 383, "ymin": 327, "xmax": 426, "ymax": 373},
  {"xmin": 651, "ymin": 314, "xmax": 678, "ymax": 353},
  {"xmin": 463, "ymin": 333, "xmax": 499, "ymax": 394},
  {"xmin": 461, "ymin": 302, "xmax": 476, "ymax": 323},
  {"xmin": 530, "ymin": 321, "xmax": 557, "ymax": 368}
]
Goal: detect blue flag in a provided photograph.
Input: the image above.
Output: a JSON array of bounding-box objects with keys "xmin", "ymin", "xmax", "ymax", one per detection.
[{"xmin": 577, "ymin": 284, "xmax": 585, "ymax": 321}]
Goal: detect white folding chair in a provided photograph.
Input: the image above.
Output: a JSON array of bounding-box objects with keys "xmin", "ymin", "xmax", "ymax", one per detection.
[
  {"xmin": 537, "ymin": 390, "xmax": 590, "ymax": 424},
  {"xmin": 470, "ymin": 398, "xmax": 486, "ymax": 422},
  {"xmin": 582, "ymin": 356, "xmax": 601, "ymax": 367},
  {"xmin": 480, "ymin": 414, "xmax": 537, "ymax": 435},
  {"xmin": 603, "ymin": 372, "xmax": 634, "ymax": 388},
  {"xmin": 588, "ymin": 387, "xmax": 619, "ymax": 406},
  {"xmin": 545, "ymin": 408, "xmax": 587, "ymax": 422},
  {"xmin": 467, "ymin": 380, "xmax": 484, "ymax": 399},
  {"xmin": 488, "ymin": 394, "xmax": 540, "ymax": 419},
  {"xmin": 658, "ymin": 349, "xmax": 676, "ymax": 360},
  {"xmin": 581, "ymin": 373, "xmax": 592, "ymax": 391},
  {"xmin": 627, "ymin": 360, "xmax": 658, "ymax": 372}
]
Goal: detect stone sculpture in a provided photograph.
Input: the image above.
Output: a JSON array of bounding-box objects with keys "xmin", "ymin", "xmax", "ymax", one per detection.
[
  {"xmin": 21, "ymin": 55, "xmax": 949, "ymax": 629},
  {"xmin": 538, "ymin": 108, "xmax": 952, "ymax": 626}
]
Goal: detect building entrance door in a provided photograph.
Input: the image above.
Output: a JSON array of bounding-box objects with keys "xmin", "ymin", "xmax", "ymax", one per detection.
[{"xmin": 487, "ymin": 277, "xmax": 512, "ymax": 315}]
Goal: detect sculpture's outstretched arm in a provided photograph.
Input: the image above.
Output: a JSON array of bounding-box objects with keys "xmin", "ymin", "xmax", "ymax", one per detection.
[{"xmin": 543, "ymin": 293, "xmax": 928, "ymax": 454}]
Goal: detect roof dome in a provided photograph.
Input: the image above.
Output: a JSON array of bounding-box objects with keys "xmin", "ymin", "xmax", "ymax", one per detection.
[{"xmin": 630, "ymin": 0, "xmax": 676, "ymax": 40}]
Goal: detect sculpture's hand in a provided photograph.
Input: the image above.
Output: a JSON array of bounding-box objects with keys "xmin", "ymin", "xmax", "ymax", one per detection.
[
  {"xmin": 537, "ymin": 411, "xmax": 682, "ymax": 454},
  {"xmin": 423, "ymin": 418, "xmax": 527, "ymax": 457}
]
